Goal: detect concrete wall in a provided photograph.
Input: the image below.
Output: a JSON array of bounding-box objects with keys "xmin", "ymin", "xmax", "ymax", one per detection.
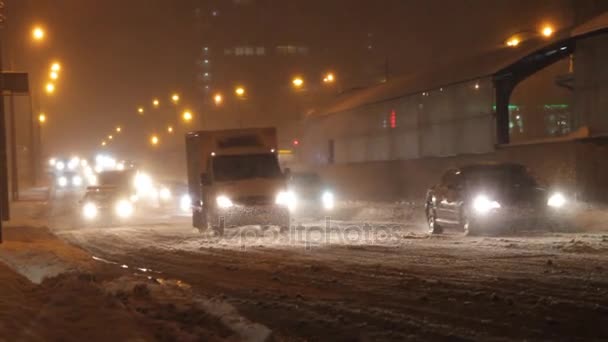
[{"xmin": 316, "ymin": 139, "xmax": 608, "ymax": 203}]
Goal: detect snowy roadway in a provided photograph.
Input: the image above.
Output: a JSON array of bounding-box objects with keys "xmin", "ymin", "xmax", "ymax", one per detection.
[{"xmin": 49, "ymin": 191, "xmax": 608, "ymax": 341}]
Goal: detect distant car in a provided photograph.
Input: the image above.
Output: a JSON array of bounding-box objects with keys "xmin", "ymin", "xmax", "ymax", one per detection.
[
  {"xmin": 80, "ymin": 186, "xmax": 135, "ymax": 226},
  {"xmin": 425, "ymin": 163, "xmax": 569, "ymax": 236},
  {"xmin": 56, "ymin": 171, "xmax": 84, "ymax": 189},
  {"xmin": 287, "ymin": 171, "xmax": 335, "ymax": 216}
]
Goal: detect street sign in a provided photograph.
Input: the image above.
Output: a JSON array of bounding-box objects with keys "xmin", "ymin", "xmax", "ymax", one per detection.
[{"xmin": 1, "ymin": 72, "xmax": 29, "ymax": 94}]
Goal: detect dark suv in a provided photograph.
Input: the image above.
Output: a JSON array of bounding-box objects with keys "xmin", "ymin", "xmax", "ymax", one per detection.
[{"xmin": 425, "ymin": 163, "xmax": 569, "ymax": 235}]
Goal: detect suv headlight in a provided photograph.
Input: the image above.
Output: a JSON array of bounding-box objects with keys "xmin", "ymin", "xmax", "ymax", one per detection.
[
  {"xmin": 216, "ymin": 195, "xmax": 233, "ymax": 209},
  {"xmin": 472, "ymin": 194, "xmax": 501, "ymax": 214},
  {"xmin": 180, "ymin": 194, "xmax": 192, "ymax": 212},
  {"xmin": 115, "ymin": 199, "xmax": 134, "ymax": 218},
  {"xmin": 82, "ymin": 202, "xmax": 98, "ymax": 220},
  {"xmin": 276, "ymin": 191, "xmax": 296, "ymax": 211},
  {"xmin": 547, "ymin": 192, "xmax": 566, "ymax": 208},
  {"xmin": 321, "ymin": 191, "xmax": 335, "ymax": 210}
]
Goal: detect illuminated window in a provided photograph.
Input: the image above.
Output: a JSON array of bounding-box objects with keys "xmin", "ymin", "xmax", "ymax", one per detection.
[
  {"xmin": 245, "ymin": 47, "xmax": 254, "ymax": 55},
  {"xmin": 256, "ymin": 47, "xmax": 265, "ymax": 55},
  {"xmin": 235, "ymin": 47, "xmax": 244, "ymax": 56}
]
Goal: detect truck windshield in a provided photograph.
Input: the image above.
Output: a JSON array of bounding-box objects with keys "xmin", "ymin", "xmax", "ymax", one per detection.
[{"xmin": 212, "ymin": 153, "xmax": 282, "ymax": 181}]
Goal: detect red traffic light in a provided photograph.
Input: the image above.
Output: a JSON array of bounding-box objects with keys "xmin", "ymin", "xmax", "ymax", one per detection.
[{"xmin": 292, "ymin": 139, "xmax": 300, "ymax": 146}]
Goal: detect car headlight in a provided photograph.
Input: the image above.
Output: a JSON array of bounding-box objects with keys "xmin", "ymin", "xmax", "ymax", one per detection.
[
  {"xmin": 115, "ymin": 199, "xmax": 134, "ymax": 218},
  {"xmin": 57, "ymin": 176, "xmax": 68, "ymax": 187},
  {"xmin": 180, "ymin": 194, "xmax": 192, "ymax": 212},
  {"xmin": 547, "ymin": 192, "xmax": 566, "ymax": 208},
  {"xmin": 87, "ymin": 175, "xmax": 98, "ymax": 186},
  {"xmin": 216, "ymin": 195, "xmax": 233, "ymax": 209},
  {"xmin": 276, "ymin": 191, "xmax": 296, "ymax": 211},
  {"xmin": 72, "ymin": 175, "xmax": 83, "ymax": 187},
  {"xmin": 321, "ymin": 191, "xmax": 335, "ymax": 210},
  {"xmin": 82, "ymin": 202, "xmax": 98, "ymax": 220},
  {"xmin": 159, "ymin": 187, "xmax": 171, "ymax": 201},
  {"xmin": 472, "ymin": 194, "xmax": 501, "ymax": 214}
]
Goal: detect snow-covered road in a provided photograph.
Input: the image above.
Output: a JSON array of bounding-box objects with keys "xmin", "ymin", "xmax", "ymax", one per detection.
[{"xmin": 47, "ymin": 192, "xmax": 608, "ymax": 341}]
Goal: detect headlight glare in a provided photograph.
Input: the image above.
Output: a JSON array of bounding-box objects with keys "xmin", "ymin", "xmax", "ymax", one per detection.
[
  {"xmin": 472, "ymin": 194, "xmax": 501, "ymax": 214},
  {"xmin": 115, "ymin": 199, "xmax": 134, "ymax": 218},
  {"xmin": 547, "ymin": 192, "xmax": 566, "ymax": 208},
  {"xmin": 180, "ymin": 194, "xmax": 192, "ymax": 212},
  {"xmin": 82, "ymin": 202, "xmax": 98, "ymax": 220},
  {"xmin": 276, "ymin": 191, "xmax": 296, "ymax": 211},
  {"xmin": 216, "ymin": 195, "xmax": 233, "ymax": 209},
  {"xmin": 321, "ymin": 191, "xmax": 335, "ymax": 210},
  {"xmin": 159, "ymin": 187, "xmax": 171, "ymax": 201},
  {"xmin": 58, "ymin": 176, "xmax": 68, "ymax": 187},
  {"xmin": 72, "ymin": 175, "xmax": 83, "ymax": 187}
]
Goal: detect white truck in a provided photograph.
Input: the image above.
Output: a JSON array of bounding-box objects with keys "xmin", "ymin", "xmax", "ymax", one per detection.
[{"xmin": 185, "ymin": 127, "xmax": 291, "ymax": 233}]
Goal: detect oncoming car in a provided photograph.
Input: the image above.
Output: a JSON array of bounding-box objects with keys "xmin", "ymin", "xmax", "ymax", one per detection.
[
  {"xmin": 425, "ymin": 163, "xmax": 570, "ymax": 236},
  {"xmin": 287, "ymin": 171, "xmax": 335, "ymax": 216},
  {"xmin": 80, "ymin": 186, "xmax": 135, "ymax": 226}
]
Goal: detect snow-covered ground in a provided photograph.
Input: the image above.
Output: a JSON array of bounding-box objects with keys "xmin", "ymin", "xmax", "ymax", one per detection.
[{"xmin": 2, "ymin": 191, "xmax": 608, "ymax": 340}]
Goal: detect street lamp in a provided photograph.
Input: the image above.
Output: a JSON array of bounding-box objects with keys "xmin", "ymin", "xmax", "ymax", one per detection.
[
  {"xmin": 101, "ymin": 141, "xmax": 107, "ymax": 147},
  {"xmin": 115, "ymin": 126, "xmax": 121, "ymax": 133},
  {"xmin": 45, "ymin": 82, "xmax": 55, "ymax": 94},
  {"xmin": 235, "ymin": 86, "xmax": 245, "ymax": 97},
  {"xmin": 323, "ymin": 72, "xmax": 335, "ymax": 83},
  {"xmin": 50, "ymin": 62, "xmax": 61, "ymax": 72},
  {"xmin": 49, "ymin": 71, "xmax": 58, "ymax": 80},
  {"xmin": 214, "ymin": 93, "xmax": 223, "ymax": 106},
  {"xmin": 506, "ymin": 36, "xmax": 520, "ymax": 47},
  {"xmin": 182, "ymin": 110, "xmax": 193, "ymax": 123},
  {"xmin": 38, "ymin": 113, "xmax": 46, "ymax": 124},
  {"xmin": 541, "ymin": 25, "xmax": 554, "ymax": 37},
  {"xmin": 150, "ymin": 135, "xmax": 159, "ymax": 146},
  {"xmin": 171, "ymin": 93, "xmax": 180, "ymax": 104},
  {"xmin": 153, "ymin": 98, "xmax": 160, "ymax": 108},
  {"xmin": 167, "ymin": 125, "xmax": 174, "ymax": 133},
  {"xmin": 108, "ymin": 135, "xmax": 113, "ymax": 140},
  {"xmin": 137, "ymin": 107, "xmax": 144, "ymax": 114},
  {"xmin": 32, "ymin": 26, "xmax": 45, "ymax": 41},
  {"xmin": 292, "ymin": 77, "xmax": 304, "ymax": 89}
]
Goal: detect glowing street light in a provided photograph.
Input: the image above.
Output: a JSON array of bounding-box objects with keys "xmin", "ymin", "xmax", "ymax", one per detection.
[
  {"xmin": 108, "ymin": 135, "xmax": 113, "ymax": 140},
  {"xmin": 292, "ymin": 77, "xmax": 304, "ymax": 88},
  {"xmin": 506, "ymin": 37, "xmax": 520, "ymax": 47},
  {"xmin": 214, "ymin": 93, "xmax": 223, "ymax": 106},
  {"xmin": 45, "ymin": 82, "xmax": 55, "ymax": 94},
  {"xmin": 167, "ymin": 125, "xmax": 174, "ymax": 133},
  {"xmin": 101, "ymin": 141, "xmax": 107, "ymax": 146},
  {"xmin": 32, "ymin": 26, "xmax": 45, "ymax": 41},
  {"xmin": 116, "ymin": 126, "xmax": 122, "ymax": 133},
  {"xmin": 150, "ymin": 135, "xmax": 159, "ymax": 146},
  {"xmin": 541, "ymin": 25, "xmax": 554, "ymax": 37},
  {"xmin": 50, "ymin": 62, "xmax": 61, "ymax": 72},
  {"xmin": 235, "ymin": 86, "xmax": 245, "ymax": 97},
  {"xmin": 38, "ymin": 113, "xmax": 46, "ymax": 124},
  {"xmin": 137, "ymin": 107, "xmax": 144, "ymax": 114},
  {"xmin": 50, "ymin": 71, "xmax": 58, "ymax": 80},
  {"xmin": 182, "ymin": 110, "xmax": 193, "ymax": 123},
  {"xmin": 171, "ymin": 93, "xmax": 180, "ymax": 104},
  {"xmin": 323, "ymin": 72, "xmax": 335, "ymax": 83},
  {"xmin": 152, "ymin": 98, "xmax": 160, "ymax": 107}
]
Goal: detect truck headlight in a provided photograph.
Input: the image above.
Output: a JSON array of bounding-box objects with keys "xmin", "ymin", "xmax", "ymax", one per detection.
[
  {"xmin": 115, "ymin": 199, "xmax": 134, "ymax": 218},
  {"xmin": 180, "ymin": 194, "xmax": 192, "ymax": 212},
  {"xmin": 472, "ymin": 194, "xmax": 501, "ymax": 214},
  {"xmin": 547, "ymin": 192, "xmax": 566, "ymax": 208},
  {"xmin": 276, "ymin": 191, "xmax": 296, "ymax": 211},
  {"xmin": 57, "ymin": 176, "xmax": 68, "ymax": 187},
  {"xmin": 321, "ymin": 191, "xmax": 335, "ymax": 210},
  {"xmin": 72, "ymin": 175, "xmax": 83, "ymax": 187},
  {"xmin": 82, "ymin": 202, "xmax": 98, "ymax": 220},
  {"xmin": 216, "ymin": 195, "xmax": 233, "ymax": 209}
]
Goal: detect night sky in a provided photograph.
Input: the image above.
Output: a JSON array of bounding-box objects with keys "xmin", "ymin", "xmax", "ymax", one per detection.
[{"xmin": 4, "ymin": 0, "xmax": 574, "ymax": 160}]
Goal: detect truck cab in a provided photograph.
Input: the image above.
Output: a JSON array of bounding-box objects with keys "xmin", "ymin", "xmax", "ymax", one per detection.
[{"xmin": 186, "ymin": 128, "xmax": 291, "ymax": 233}]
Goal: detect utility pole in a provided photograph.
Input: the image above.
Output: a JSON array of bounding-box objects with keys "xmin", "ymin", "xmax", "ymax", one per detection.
[{"xmin": 0, "ymin": 0, "xmax": 6, "ymax": 243}]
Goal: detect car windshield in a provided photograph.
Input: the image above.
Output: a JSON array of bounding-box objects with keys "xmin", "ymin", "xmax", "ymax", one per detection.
[
  {"xmin": 98, "ymin": 171, "xmax": 134, "ymax": 187},
  {"xmin": 84, "ymin": 190, "xmax": 118, "ymax": 203},
  {"xmin": 291, "ymin": 173, "xmax": 321, "ymax": 186},
  {"xmin": 464, "ymin": 166, "xmax": 538, "ymax": 188},
  {"xmin": 212, "ymin": 153, "xmax": 283, "ymax": 182}
]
